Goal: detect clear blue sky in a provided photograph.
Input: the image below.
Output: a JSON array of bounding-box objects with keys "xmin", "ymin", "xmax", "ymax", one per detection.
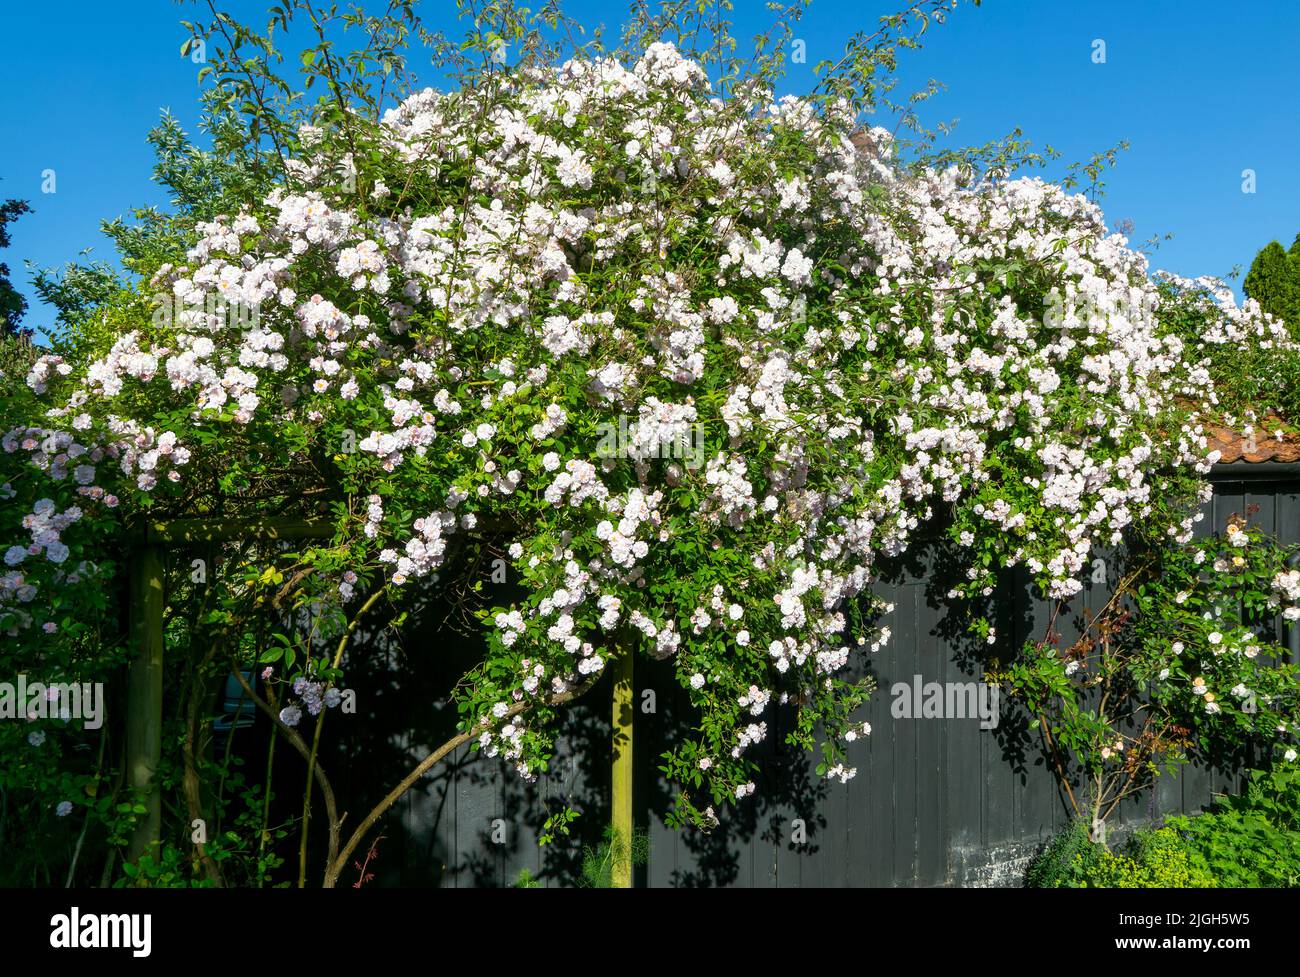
[{"xmin": 3, "ymin": 0, "xmax": 1298, "ymax": 341}]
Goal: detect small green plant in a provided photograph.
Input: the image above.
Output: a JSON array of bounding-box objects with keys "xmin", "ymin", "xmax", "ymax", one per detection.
[
  {"xmin": 1026, "ymin": 819, "xmax": 1101, "ymax": 888},
  {"xmin": 580, "ymin": 826, "xmax": 650, "ymax": 888},
  {"xmin": 114, "ymin": 847, "xmax": 213, "ymax": 889}
]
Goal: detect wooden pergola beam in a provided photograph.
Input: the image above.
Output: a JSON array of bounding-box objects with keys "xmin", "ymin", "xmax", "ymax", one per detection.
[
  {"xmin": 137, "ymin": 517, "xmax": 336, "ymax": 546},
  {"xmin": 125, "ymin": 546, "xmax": 165, "ymax": 865},
  {"xmin": 125, "ymin": 518, "xmax": 335, "ymax": 864},
  {"xmin": 124, "ymin": 514, "xmax": 636, "ymax": 886}
]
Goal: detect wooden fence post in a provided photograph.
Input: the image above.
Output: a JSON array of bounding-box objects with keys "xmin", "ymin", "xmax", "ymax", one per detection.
[
  {"xmin": 611, "ymin": 648, "xmax": 634, "ymax": 888},
  {"xmin": 126, "ymin": 545, "xmax": 165, "ymax": 864}
]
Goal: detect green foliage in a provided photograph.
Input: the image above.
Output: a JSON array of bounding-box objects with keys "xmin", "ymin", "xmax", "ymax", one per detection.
[
  {"xmin": 0, "ymin": 328, "xmax": 37, "ymax": 383},
  {"xmin": 1029, "ymin": 822, "xmax": 1216, "ymax": 888},
  {"xmin": 1005, "ymin": 513, "xmax": 1300, "ymax": 829},
  {"xmin": 539, "ymin": 805, "xmax": 581, "ymax": 845},
  {"xmin": 0, "ymin": 198, "xmax": 32, "ymax": 337},
  {"xmin": 27, "ymin": 261, "xmax": 125, "ymax": 342},
  {"xmin": 1290, "ymin": 234, "xmax": 1300, "ymax": 317},
  {"xmin": 1219, "ymin": 764, "xmax": 1300, "ymax": 830},
  {"xmin": 1243, "ymin": 239, "xmax": 1300, "ymax": 337},
  {"xmin": 1163, "ymin": 765, "xmax": 1300, "ymax": 887},
  {"xmin": 1077, "ymin": 829, "xmax": 1217, "ymax": 889},
  {"xmin": 1030, "ymin": 766, "xmax": 1300, "ymax": 888},
  {"xmin": 1156, "ymin": 275, "xmax": 1300, "ymax": 429},
  {"xmin": 580, "ymin": 826, "xmax": 650, "ymax": 888},
  {"xmin": 1165, "ymin": 810, "xmax": 1300, "ymax": 888},
  {"xmin": 1025, "ymin": 818, "xmax": 1099, "ymax": 888},
  {"xmin": 115, "ymin": 847, "xmax": 213, "ymax": 888}
]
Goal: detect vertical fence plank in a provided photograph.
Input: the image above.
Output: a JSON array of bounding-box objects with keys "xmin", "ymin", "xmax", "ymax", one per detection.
[
  {"xmin": 889, "ymin": 583, "xmax": 917, "ymax": 884},
  {"xmin": 864, "ymin": 584, "xmax": 900, "ymax": 885},
  {"xmin": 915, "ymin": 588, "xmax": 944, "ymax": 885},
  {"xmin": 1279, "ymin": 481, "xmax": 1300, "ymax": 668},
  {"xmin": 1012, "ymin": 573, "xmax": 1060, "ymax": 852},
  {"xmin": 944, "ymin": 588, "xmax": 983, "ymax": 881}
]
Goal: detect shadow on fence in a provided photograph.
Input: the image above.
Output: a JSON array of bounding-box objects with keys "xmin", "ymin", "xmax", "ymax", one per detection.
[{"xmin": 315, "ymin": 467, "xmax": 1299, "ymax": 887}]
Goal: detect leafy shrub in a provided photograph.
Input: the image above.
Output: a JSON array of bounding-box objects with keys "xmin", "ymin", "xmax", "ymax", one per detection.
[
  {"xmin": 8, "ymin": 0, "xmax": 1300, "ymax": 889},
  {"xmin": 1006, "ymin": 512, "xmax": 1300, "ymax": 832},
  {"xmin": 1026, "ymin": 819, "xmax": 1101, "ymax": 888},
  {"xmin": 1077, "ymin": 829, "xmax": 1217, "ymax": 888},
  {"xmin": 580, "ymin": 826, "xmax": 650, "ymax": 888},
  {"xmin": 1219, "ymin": 765, "xmax": 1300, "ymax": 830},
  {"xmin": 1028, "ymin": 822, "xmax": 1215, "ymax": 888},
  {"xmin": 1162, "ymin": 766, "xmax": 1300, "ymax": 888},
  {"xmin": 1164, "ymin": 811, "xmax": 1300, "ymax": 888},
  {"xmin": 1030, "ymin": 766, "xmax": 1300, "ymax": 888}
]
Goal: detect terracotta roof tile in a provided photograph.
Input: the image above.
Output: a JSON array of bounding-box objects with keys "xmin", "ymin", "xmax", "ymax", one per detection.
[{"xmin": 1206, "ymin": 422, "xmax": 1300, "ymax": 463}]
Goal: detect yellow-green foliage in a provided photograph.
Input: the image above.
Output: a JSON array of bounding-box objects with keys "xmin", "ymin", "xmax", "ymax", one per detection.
[
  {"xmin": 1067, "ymin": 829, "xmax": 1216, "ymax": 889},
  {"xmin": 51, "ymin": 286, "xmax": 155, "ymax": 363}
]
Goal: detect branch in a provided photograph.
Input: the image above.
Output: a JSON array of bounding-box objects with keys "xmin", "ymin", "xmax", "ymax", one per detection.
[
  {"xmin": 231, "ymin": 667, "xmax": 344, "ymax": 875},
  {"xmin": 183, "ymin": 641, "xmax": 226, "ymax": 886},
  {"xmin": 1037, "ymin": 715, "xmax": 1079, "ymax": 817},
  {"xmin": 299, "ymin": 587, "xmax": 386, "ymax": 887},
  {"xmin": 322, "ymin": 671, "xmax": 602, "ymax": 888}
]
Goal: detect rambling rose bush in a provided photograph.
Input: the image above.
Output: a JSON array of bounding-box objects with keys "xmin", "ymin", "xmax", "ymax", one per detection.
[
  {"xmin": 5, "ymin": 2, "xmax": 1299, "ymax": 881},
  {"xmin": 1008, "ymin": 510, "xmax": 1300, "ymax": 828}
]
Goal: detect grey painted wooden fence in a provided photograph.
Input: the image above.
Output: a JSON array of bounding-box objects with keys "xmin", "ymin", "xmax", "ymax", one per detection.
[{"xmin": 332, "ymin": 464, "xmax": 1300, "ymax": 887}]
